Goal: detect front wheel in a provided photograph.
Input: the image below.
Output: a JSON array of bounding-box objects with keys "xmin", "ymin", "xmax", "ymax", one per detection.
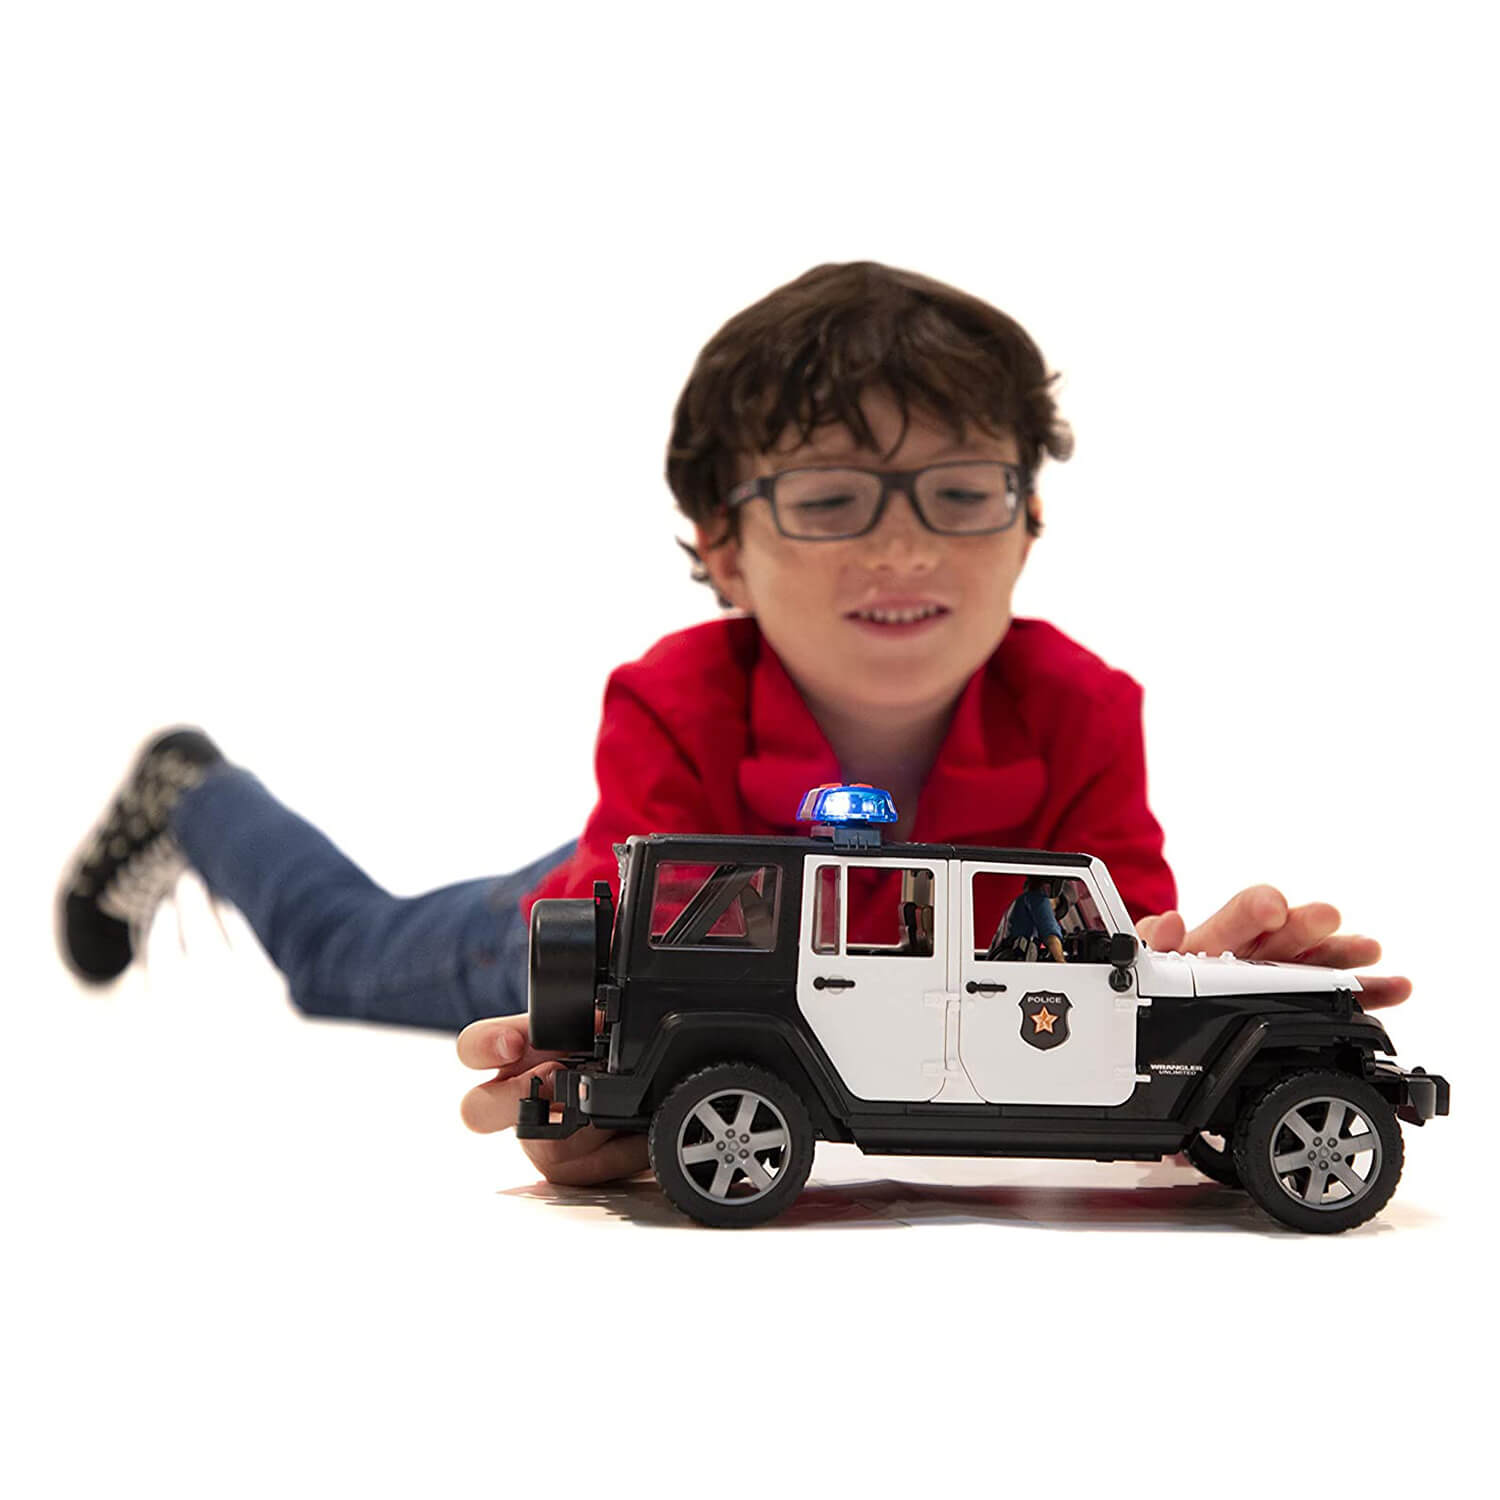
[
  {"xmin": 1233, "ymin": 1070, "xmax": 1404, "ymax": 1233},
  {"xmin": 649, "ymin": 1063, "xmax": 815, "ymax": 1228},
  {"xmin": 1185, "ymin": 1131, "xmax": 1242, "ymax": 1188}
]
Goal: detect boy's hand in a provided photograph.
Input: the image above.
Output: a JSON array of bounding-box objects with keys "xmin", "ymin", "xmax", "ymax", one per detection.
[
  {"xmin": 456, "ymin": 1016, "xmax": 651, "ymax": 1186},
  {"xmin": 1136, "ymin": 885, "xmax": 1412, "ymax": 1009}
]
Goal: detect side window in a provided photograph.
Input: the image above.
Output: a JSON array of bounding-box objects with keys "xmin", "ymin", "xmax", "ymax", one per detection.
[
  {"xmin": 649, "ymin": 862, "xmax": 781, "ymax": 951},
  {"xmin": 811, "ymin": 864, "xmax": 840, "ymax": 955},
  {"xmin": 846, "ymin": 865, "xmax": 936, "ymax": 958},
  {"xmin": 972, "ymin": 871, "xmax": 1112, "ymax": 963}
]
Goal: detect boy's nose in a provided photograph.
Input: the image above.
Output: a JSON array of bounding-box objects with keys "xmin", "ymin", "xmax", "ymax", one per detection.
[{"xmin": 861, "ymin": 488, "xmax": 938, "ymax": 566}]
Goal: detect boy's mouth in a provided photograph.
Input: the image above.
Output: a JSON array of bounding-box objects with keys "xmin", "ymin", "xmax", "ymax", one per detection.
[{"xmin": 844, "ymin": 602, "xmax": 951, "ymax": 636}]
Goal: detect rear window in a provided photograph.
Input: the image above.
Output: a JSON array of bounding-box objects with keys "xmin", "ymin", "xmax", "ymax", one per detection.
[{"xmin": 648, "ymin": 862, "xmax": 782, "ymax": 951}]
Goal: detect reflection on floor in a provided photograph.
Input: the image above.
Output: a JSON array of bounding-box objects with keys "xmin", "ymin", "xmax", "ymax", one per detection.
[{"xmin": 498, "ymin": 1147, "xmax": 1415, "ymax": 1234}]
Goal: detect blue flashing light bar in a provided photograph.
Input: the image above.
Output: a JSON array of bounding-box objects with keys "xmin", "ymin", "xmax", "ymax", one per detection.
[{"xmin": 796, "ymin": 783, "xmax": 899, "ymax": 847}]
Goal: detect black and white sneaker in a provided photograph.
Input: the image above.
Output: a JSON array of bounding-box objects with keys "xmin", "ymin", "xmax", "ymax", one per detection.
[{"xmin": 57, "ymin": 727, "xmax": 226, "ymax": 984}]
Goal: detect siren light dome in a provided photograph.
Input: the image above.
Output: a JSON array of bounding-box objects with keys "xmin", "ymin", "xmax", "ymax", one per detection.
[{"xmin": 795, "ymin": 783, "xmax": 899, "ymax": 828}]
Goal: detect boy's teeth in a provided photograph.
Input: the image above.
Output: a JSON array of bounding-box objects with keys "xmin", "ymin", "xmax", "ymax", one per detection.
[{"xmin": 853, "ymin": 606, "xmax": 943, "ymax": 623}]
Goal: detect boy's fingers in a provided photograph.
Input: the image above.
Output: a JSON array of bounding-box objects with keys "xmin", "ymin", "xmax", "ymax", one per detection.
[
  {"xmin": 460, "ymin": 1061, "xmax": 561, "ymax": 1134},
  {"xmin": 1295, "ymin": 933, "xmax": 1382, "ymax": 970},
  {"xmin": 1137, "ymin": 911, "xmax": 1185, "ymax": 952},
  {"xmin": 1353, "ymin": 975, "xmax": 1413, "ymax": 1009},
  {"xmin": 457, "ymin": 1017, "xmax": 524, "ymax": 1069},
  {"xmin": 1241, "ymin": 902, "xmax": 1342, "ymax": 961},
  {"xmin": 457, "ymin": 1016, "xmax": 565, "ymax": 1075},
  {"xmin": 1182, "ymin": 885, "xmax": 1288, "ymax": 955}
]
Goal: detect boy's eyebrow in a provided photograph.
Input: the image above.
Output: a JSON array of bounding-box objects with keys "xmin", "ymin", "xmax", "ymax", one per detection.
[{"xmin": 791, "ymin": 439, "xmax": 1000, "ymax": 464}]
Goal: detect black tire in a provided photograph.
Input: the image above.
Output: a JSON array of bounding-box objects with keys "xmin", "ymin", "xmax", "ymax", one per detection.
[
  {"xmin": 1185, "ymin": 1131, "xmax": 1242, "ymax": 1188},
  {"xmin": 1233, "ymin": 1069, "xmax": 1404, "ymax": 1234},
  {"xmin": 649, "ymin": 1063, "xmax": 815, "ymax": 1228},
  {"xmin": 527, "ymin": 899, "xmax": 597, "ymax": 1052}
]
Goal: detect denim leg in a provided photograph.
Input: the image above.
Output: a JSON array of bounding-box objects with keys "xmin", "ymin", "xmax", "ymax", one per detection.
[{"xmin": 169, "ymin": 764, "xmax": 578, "ymax": 1032}]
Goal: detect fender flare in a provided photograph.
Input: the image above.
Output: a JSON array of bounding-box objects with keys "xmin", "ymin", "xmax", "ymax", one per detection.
[
  {"xmin": 613, "ymin": 1011, "xmax": 852, "ymax": 1139},
  {"xmin": 1179, "ymin": 1012, "xmax": 1394, "ymax": 1132}
]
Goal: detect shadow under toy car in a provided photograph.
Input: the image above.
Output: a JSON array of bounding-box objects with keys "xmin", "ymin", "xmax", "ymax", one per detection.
[{"xmin": 517, "ymin": 785, "xmax": 1447, "ymax": 1231}]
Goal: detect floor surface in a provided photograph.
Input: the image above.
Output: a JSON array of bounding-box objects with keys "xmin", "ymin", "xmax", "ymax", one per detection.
[{"xmin": 6, "ymin": 884, "xmax": 1485, "ymax": 1497}]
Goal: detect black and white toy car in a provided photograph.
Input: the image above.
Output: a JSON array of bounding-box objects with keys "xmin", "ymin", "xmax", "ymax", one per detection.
[{"xmin": 518, "ymin": 785, "xmax": 1447, "ymax": 1231}]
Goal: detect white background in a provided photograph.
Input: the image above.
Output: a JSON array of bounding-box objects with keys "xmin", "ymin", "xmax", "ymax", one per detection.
[{"xmin": 3, "ymin": 2, "xmax": 1495, "ymax": 1494}]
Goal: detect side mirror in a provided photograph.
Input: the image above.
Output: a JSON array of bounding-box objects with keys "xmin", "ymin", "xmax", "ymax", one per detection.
[{"xmin": 1108, "ymin": 932, "xmax": 1138, "ymax": 992}]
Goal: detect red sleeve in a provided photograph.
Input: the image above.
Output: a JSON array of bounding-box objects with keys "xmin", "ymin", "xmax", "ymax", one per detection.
[
  {"xmin": 1047, "ymin": 675, "xmax": 1176, "ymax": 924},
  {"xmin": 518, "ymin": 672, "xmax": 721, "ymax": 921}
]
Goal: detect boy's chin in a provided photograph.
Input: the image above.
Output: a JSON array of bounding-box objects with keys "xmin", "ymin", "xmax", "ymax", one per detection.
[{"xmin": 842, "ymin": 616, "xmax": 1008, "ymax": 678}]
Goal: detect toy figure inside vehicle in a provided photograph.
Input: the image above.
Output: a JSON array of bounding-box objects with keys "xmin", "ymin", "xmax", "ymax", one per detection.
[{"xmin": 518, "ymin": 784, "xmax": 1448, "ymax": 1231}]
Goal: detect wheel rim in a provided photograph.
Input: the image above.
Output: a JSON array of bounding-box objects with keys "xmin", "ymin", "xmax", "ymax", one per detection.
[
  {"xmin": 676, "ymin": 1088, "xmax": 792, "ymax": 1206},
  {"xmin": 1267, "ymin": 1095, "xmax": 1383, "ymax": 1210}
]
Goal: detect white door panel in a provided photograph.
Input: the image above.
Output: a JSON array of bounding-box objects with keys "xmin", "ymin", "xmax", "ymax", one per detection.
[
  {"xmin": 956, "ymin": 860, "xmax": 1140, "ymax": 1106},
  {"xmin": 796, "ymin": 853, "xmax": 949, "ymax": 1102}
]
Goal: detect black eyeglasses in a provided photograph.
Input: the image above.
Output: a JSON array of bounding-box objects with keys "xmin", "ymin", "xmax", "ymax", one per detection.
[{"xmin": 725, "ymin": 461, "xmax": 1032, "ymax": 541}]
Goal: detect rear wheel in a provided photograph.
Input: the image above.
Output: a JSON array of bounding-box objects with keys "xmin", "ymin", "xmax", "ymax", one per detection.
[
  {"xmin": 649, "ymin": 1063, "xmax": 814, "ymax": 1228},
  {"xmin": 1233, "ymin": 1070, "xmax": 1403, "ymax": 1233}
]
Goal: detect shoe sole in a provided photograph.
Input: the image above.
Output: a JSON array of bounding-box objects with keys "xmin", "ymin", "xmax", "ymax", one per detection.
[{"xmin": 53, "ymin": 724, "xmax": 216, "ymax": 987}]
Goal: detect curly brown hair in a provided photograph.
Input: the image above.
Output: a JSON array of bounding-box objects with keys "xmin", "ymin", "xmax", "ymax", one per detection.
[{"xmin": 665, "ymin": 260, "xmax": 1073, "ymax": 604}]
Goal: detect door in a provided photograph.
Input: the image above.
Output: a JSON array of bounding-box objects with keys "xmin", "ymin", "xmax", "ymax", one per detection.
[
  {"xmin": 957, "ymin": 861, "xmax": 1141, "ymax": 1106},
  {"xmin": 796, "ymin": 853, "xmax": 949, "ymax": 1102}
]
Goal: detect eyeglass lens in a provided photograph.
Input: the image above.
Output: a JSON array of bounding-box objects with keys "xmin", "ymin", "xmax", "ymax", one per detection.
[{"xmin": 773, "ymin": 463, "xmax": 1019, "ymax": 538}]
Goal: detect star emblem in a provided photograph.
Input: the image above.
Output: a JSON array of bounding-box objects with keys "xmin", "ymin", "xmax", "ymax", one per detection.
[{"xmin": 1018, "ymin": 991, "xmax": 1071, "ymax": 1049}]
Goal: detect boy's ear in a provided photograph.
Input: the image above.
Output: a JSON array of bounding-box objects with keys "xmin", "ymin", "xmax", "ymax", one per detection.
[
  {"xmin": 1022, "ymin": 489, "xmax": 1044, "ymax": 562},
  {"xmin": 695, "ymin": 518, "xmax": 751, "ymax": 612}
]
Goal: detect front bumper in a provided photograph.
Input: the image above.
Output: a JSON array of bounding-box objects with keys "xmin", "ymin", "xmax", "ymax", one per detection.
[{"xmin": 1371, "ymin": 1062, "xmax": 1450, "ymax": 1125}]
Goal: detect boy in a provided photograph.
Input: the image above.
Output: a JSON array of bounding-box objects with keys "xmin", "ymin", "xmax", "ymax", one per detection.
[{"xmin": 59, "ymin": 261, "xmax": 1409, "ymax": 1192}]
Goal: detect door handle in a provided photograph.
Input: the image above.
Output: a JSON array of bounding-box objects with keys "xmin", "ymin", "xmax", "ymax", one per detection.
[
  {"xmin": 965, "ymin": 981, "xmax": 1007, "ymax": 994},
  {"xmin": 813, "ymin": 976, "xmax": 856, "ymax": 991}
]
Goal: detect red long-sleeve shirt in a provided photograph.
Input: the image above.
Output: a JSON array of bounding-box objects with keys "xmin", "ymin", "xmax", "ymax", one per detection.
[{"xmin": 521, "ymin": 614, "xmax": 1175, "ymax": 924}]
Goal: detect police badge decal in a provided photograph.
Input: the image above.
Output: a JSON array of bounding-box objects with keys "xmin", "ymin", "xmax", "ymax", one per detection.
[{"xmin": 1019, "ymin": 991, "xmax": 1072, "ymax": 1050}]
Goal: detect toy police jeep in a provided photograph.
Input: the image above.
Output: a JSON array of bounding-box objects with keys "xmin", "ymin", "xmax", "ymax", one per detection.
[{"xmin": 517, "ymin": 785, "xmax": 1447, "ymax": 1232}]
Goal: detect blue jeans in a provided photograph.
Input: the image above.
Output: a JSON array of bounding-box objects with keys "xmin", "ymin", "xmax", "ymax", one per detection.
[{"xmin": 169, "ymin": 764, "xmax": 578, "ymax": 1033}]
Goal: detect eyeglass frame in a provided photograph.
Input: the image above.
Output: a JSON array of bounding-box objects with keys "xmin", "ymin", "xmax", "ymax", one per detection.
[{"xmin": 723, "ymin": 460, "xmax": 1035, "ymax": 541}]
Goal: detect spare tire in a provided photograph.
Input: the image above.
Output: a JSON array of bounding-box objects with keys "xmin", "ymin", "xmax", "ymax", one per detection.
[{"xmin": 528, "ymin": 898, "xmax": 597, "ymax": 1052}]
